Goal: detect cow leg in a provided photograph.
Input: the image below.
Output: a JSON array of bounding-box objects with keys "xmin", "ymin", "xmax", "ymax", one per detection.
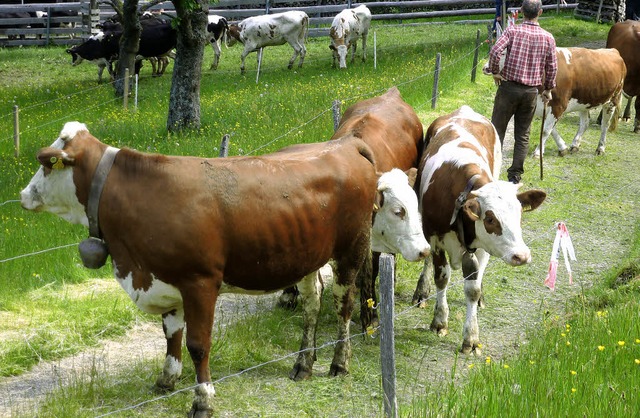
[
  {"xmin": 182, "ymin": 279, "xmax": 219, "ymax": 418},
  {"xmin": 298, "ymin": 43, "xmax": 306, "ymax": 68},
  {"xmin": 210, "ymin": 40, "xmax": 221, "ymax": 70},
  {"xmin": 634, "ymin": 96, "xmax": 640, "ymax": 133},
  {"xmin": 290, "ymin": 271, "xmax": 323, "ymax": 381},
  {"xmin": 359, "ymin": 250, "xmax": 379, "ymax": 331},
  {"xmin": 329, "ymin": 256, "xmax": 358, "ymax": 377},
  {"xmin": 155, "ymin": 309, "xmax": 185, "ymax": 391},
  {"xmin": 622, "ymin": 94, "xmax": 632, "ymax": 121},
  {"xmin": 430, "ymin": 249, "xmax": 450, "ymax": 336},
  {"xmin": 594, "ymin": 103, "xmax": 617, "ymax": 155},
  {"xmin": 287, "ymin": 45, "xmax": 301, "ymax": 70},
  {"xmin": 461, "ymin": 251, "xmax": 483, "ymax": 356},
  {"xmin": 240, "ymin": 48, "xmax": 250, "ymax": 75},
  {"xmin": 349, "ymin": 41, "xmax": 358, "ymax": 64},
  {"xmin": 568, "ymin": 109, "xmax": 591, "ymax": 154},
  {"xmin": 412, "ymin": 255, "xmax": 432, "ymax": 308},
  {"xmin": 97, "ymin": 63, "xmax": 105, "ymax": 84}
]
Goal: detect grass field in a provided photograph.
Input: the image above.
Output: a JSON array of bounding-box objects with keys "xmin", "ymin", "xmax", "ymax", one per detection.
[{"xmin": 0, "ymin": 12, "xmax": 638, "ymax": 417}]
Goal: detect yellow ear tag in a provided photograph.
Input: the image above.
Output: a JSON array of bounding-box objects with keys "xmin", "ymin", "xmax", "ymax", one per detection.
[{"xmin": 51, "ymin": 157, "xmax": 64, "ymax": 170}]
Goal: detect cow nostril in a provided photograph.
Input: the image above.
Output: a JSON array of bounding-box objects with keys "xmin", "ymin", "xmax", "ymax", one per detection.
[{"xmin": 511, "ymin": 253, "xmax": 530, "ymax": 266}]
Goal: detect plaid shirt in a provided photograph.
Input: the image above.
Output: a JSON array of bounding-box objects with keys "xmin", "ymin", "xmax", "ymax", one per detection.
[{"xmin": 489, "ymin": 21, "xmax": 557, "ymax": 91}]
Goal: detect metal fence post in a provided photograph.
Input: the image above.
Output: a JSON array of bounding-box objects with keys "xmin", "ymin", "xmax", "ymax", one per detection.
[
  {"xmin": 431, "ymin": 53, "xmax": 441, "ymax": 109},
  {"xmin": 332, "ymin": 100, "xmax": 341, "ymax": 132},
  {"xmin": 13, "ymin": 105, "xmax": 19, "ymax": 158},
  {"xmin": 471, "ymin": 29, "xmax": 480, "ymax": 83}
]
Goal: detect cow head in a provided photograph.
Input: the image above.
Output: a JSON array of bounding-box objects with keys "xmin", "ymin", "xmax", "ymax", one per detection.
[
  {"xmin": 371, "ymin": 168, "xmax": 430, "ymax": 262},
  {"xmin": 20, "ymin": 122, "xmax": 93, "ymax": 227},
  {"xmin": 226, "ymin": 23, "xmax": 241, "ymax": 47},
  {"xmin": 462, "ymin": 181, "xmax": 546, "ymax": 266}
]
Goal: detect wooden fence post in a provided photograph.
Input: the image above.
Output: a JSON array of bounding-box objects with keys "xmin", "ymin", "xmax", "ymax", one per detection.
[
  {"xmin": 431, "ymin": 53, "xmax": 441, "ymax": 109},
  {"xmin": 471, "ymin": 29, "xmax": 480, "ymax": 83},
  {"xmin": 332, "ymin": 100, "xmax": 341, "ymax": 132},
  {"xmin": 13, "ymin": 105, "xmax": 19, "ymax": 158},
  {"xmin": 374, "ymin": 31, "xmax": 377, "ymax": 70},
  {"xmin": 219, "ymin": 134, "xmax": 230, "ymax": 157},
  {"xmin": 379, "ymin": 253, "xmax": 398, "ymax": 418}
]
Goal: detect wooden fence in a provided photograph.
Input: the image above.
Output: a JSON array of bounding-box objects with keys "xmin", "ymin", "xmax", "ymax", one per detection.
[{"xmin": 0, "ymin": 0, "xmax": 578, "ymax": 47}]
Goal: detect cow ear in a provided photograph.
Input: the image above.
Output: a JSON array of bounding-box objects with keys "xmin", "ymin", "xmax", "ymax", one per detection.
[
  {"xmin": 37, "ymin": 147, "xmax": 74, "ymax": 170},
  {"xmin": 518, "ymin": 189, "xmax": 547, "ymax": 212},
  {"xmin": 462, "ymin": 198, "xmax": 481, "ymax": 221},
  {"xmin": 404, "ymin": 167, "xmax": 418, "ymax": 188}
]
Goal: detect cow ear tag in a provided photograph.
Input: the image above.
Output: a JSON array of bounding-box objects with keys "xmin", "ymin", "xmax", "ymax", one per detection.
[
  {"xmin": 51, "ymin": 157, "xmax": 65, "ymax": 170},
  {"xmin": 78, "ymin": 237, "xmax": 109, "ymax": 269}
]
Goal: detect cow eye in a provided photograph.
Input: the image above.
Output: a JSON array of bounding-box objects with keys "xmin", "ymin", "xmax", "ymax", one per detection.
[
  {"xmin": 394, "ymin": 207, "xmax": 406, "ymax": 219},
  {"xmin": 485, "ymin": 214, "xmax": 495, "ymax": 225}
]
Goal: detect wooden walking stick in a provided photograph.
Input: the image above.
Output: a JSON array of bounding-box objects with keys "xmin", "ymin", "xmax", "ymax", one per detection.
[{"xmin": 539, "ymin": 101, "xmax": 547, "ymax": 180}]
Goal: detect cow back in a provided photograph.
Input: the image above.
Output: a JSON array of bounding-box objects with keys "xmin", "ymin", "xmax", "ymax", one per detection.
[{"xmin": 333, "ymin": 87, "xmax": 424, "ymax": 172}]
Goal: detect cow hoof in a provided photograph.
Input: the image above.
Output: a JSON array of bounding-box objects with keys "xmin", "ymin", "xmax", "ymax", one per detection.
[
  {"xmin": 154, "ymin": 375, "xmax": 177, "ymax": 392},
  {"xmin": 329, "ymin": 363, "xmax": 349, "ymax": 377},
  {"xmin": 569, "ymin": 146, "xmax": 579, "ymax": 154},
  {"xmin": 188, "ymin": 407, "xmax": 213, "ymax": 418},
  {"xmin": 289, "ymin": 364, "xmax": 313, "ymax": 381},
  {"xmin": 558, "ymin": 148, "xmax": 568, "ymax": 157},
  {"xmin": 460, "ymin": 343, "xmax": 482, "ymax": 356},
  {"xmin": 411, "ymin": 294, "xmax": 429, "ymax": 308},
  {"xmin": 430, "ymin": 322, "xmax": 448, "ymax": 337},
  {"xmin": 288, "ymin": 64, "xmax": 294, "ymax": 70}
]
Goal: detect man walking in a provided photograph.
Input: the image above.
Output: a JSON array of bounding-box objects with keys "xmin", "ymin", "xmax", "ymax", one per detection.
[{"xmin": 487, "ymin": 0, "xmax": 557, "ymax": 184}]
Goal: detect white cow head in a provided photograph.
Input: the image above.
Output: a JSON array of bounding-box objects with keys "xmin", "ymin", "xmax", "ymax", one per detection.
[
  {"xmin": 371, "ymin": 168, "xmax": 430, "ymax": 262},
  {"xmin": 20, "ymin": 122, "xmax": 90, "ymax": 227},
  {"xmin": 462, "ymin": 181, "xmax": 546, "ymax": 266}
]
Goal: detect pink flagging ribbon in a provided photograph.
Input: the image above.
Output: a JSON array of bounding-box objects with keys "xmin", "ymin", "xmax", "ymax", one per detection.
[{"xmin": 544, "ymin": 222, "xmax": 577, "ymax": 291}]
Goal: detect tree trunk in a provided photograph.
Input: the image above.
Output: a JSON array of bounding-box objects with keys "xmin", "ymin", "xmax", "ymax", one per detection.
[
  {"xmin": 167, "ymin": 0, "xmax": 208, "ymax": 132},
  {"xmin": 115, "ymin": 0, "xmax": 140, "ymax": 97}
]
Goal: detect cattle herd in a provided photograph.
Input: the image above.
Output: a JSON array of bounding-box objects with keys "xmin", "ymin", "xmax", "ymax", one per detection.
[{"xmin": 15, "ymin": 5, "xmax": 640, "ymax": 417}]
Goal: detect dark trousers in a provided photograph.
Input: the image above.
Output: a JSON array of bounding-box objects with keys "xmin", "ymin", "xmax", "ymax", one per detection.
[{"xmin": 491, "ymin": 80, "xmax": 538, "ymax": 181}]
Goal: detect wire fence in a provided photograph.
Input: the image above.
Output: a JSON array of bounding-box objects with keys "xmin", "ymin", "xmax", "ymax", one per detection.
[{"xmin": 0, "ymin": 17, "xmax": 636, "ymax": 417}]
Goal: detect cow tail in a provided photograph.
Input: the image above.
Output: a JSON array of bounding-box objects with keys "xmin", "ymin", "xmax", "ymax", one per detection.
[
  {"xmin": 303, "ymin": 16, "xmax": 309, "ymax": 41},
  {"xmin": 609, "ymin": 85, "xmax": 623, "ymax": 132},
  {"xmin": 223, "ymin": 19, "xmax": 229, "ymax": 49}
]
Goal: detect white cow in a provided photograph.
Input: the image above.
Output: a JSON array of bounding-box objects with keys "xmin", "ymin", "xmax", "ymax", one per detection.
[
  {"xmin": 226, "ymin": 11, "xmax": 308, "ymax": 75},
  {"xmin": 329, "ymin": 5, "xmax": 372, "ymax": 69}
]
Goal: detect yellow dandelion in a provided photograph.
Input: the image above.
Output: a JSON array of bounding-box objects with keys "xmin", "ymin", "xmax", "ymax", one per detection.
[
  {"xmin": 618, "ymin": 341, "xmax": 625, "ymax": 347},
  {"xmin": 565, "ymin": 324, "xmax": 571, "ymax": 331},
  {"xmin": 571, "ymin": 388, "xmax": 577, "ymax": 394},
  {"xmin": 566, "ymin": 341, "xmax": 571, "ymax": 347},
  {"xmin": 468, "ymin": 364, "xmax": 475, "ymax": 369},
  {"xmin": 561, "ymin": 333, "xmax": 566, "ymax": 338},
  {"xmin": 635, "ymin": 359, "xmax": 640, "ymax": 365},
  {"xmin": 636, "ymin": 339, "xmax": 640, "ymax": 344},
  {"xmin": 570, "ymin": 370, "xmax": 577, "ymax": 375},
  {"xmin": 503, "ymin": 364, "xmax": 509, "ymax": 369},
  {"xmin": 477, "ymin": 343, "xmax": 483, "ymax": 349},
  {"xmin": 598, "ymin": 346, "xmax": 605, "ymax": 351},
  {"xmin": 486, "ymin": 356, "xmax": 491, "ymax": 364},
  {"xmin": 366, "ymin": 326, "xmax": 375, "ymax": 337},
  {"xmin": 529, "ymin": 360, "xmax": 535, "ymax": 365},
  {"xmin": 366, "ymin": 298, "xmax": 376, "ymax": 309}
]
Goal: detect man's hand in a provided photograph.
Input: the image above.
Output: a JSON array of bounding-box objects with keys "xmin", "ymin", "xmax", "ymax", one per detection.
[
  {"xmin": 492, "ymin": 74, "xmax": 504, "ymax": 86},
  {"xmin": 541, "ymin": 90, "xmax": 553, "ymax": 103}
]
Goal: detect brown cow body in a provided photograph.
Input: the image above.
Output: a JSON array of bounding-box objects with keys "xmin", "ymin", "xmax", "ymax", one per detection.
[
  {"xmin": 415, "ymin": 106, "xmax": 546, "ymax": 354},
  {"xmin": 533, "ymin": 47, "xmax": 626, "ymax": 156},
  {"xmin": 606, "ymin": 20, "xmax": 640, "ymax": 133},
  {"xmin": 21, "ymin": 123, "xmax": 393, "ymax": 417}
]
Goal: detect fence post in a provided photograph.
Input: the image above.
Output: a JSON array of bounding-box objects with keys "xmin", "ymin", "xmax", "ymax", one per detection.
[
  {"xmin": 431, "ymin": 53, "xmax": 441, "ymax": 109},
  {"xmin": 379, "ymin": 253, "xmax": 398, "ymax": 418},
  {"xmin": 13, "ymin": 105, "xmax": 20, "ymax": 158},
  {"xmin": 256, "ymin": 48, "xmax": 263, "ymax": 84},
  {"xmin": 123, "ymin": 68, "xmax": 130, "ymax": 109},
  {"xmin": 596, "ymin": 0, "xmax": 604, "ymax": 23},
  {"xmin": 471, "ymin": 29, "xmax": 480, "ymax": 83},
  {"xmin": 374, "ymin": 31, "xmax": 377, "ymax": 70},
  {"xmin": 332, "ymin": 100, "xmax": 341, "ymax": 132},
  {"xmin": 45, "ymin": 7, "xmax": 51, "ymax": 45},
  {"xmin": 219, "ymin": 134, "xmax": 230, "ymax": 157}
]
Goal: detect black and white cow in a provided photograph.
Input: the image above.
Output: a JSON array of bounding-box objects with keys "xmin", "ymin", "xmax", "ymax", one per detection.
[
  {"xmin": 227, "ymin": 11, "xmax": 309, "ymax": 75},
  {"xmin": 207, "ymin": 14, "xmax": 228, "ymax": 70}
]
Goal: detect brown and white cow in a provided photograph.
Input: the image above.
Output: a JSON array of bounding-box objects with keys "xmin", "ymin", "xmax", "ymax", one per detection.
[
  {"xmin": 532, "ymin": 47, "xmax": 626, "ymax": 156},
  {"xmin": 20, "ymin": 122, "xmax": 428, "ymax": 416},
  {"xmin": 329, "ymin": 5, "xmax": 372, "ymax": 69},
  {"xmin": 415, "ymin": 106, "xmax": 546, "ymax": 355},
  {"xmin": 606, "ymin": 20, "xmax": 640, "ymax": 133},
  {"xmin": 226, "ymin": 11, "xmax": 308, "ymax": 75}
]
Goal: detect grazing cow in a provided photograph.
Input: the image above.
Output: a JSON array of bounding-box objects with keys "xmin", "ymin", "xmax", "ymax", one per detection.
[
  {"xmin": 207, "ymin": 15, "xmax": 228, "ymax": 70},
  {"xmin": 532, "ymin": 47, "xmax": 626, "ymax": 156},
  {"xmin": 606, "ymin": 20, "xmax": 640, "ymax": 133},
  {"xmin": 329, "ymin": 5, "xmax": 372, "ymax": 69},
  {"xmin": 415, "ymin": 106, "xmax": 546, "ymax": 355},
  {"xmin": 66, "ymin": 31, "xmax": 119, "ymax": 83},
  {"xmin": 21, "ymin": 122, "xmax": 428, "ymax": 417},
  {"xmin": 226, "ymin": 11, "xmax": 308, "ymax": 75}
]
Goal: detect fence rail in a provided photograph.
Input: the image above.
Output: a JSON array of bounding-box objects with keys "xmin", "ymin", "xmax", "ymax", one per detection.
[{"xmin": 0, "ymin": 0, "xmax": 578, "ymax": 46}]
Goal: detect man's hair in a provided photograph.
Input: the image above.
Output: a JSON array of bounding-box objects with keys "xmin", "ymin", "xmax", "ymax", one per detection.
[{"xmin": 522, "ymin": 0, "xmax": 542, "ymax": 19}]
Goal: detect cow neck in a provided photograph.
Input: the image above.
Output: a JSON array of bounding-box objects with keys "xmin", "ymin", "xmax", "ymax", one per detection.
[
  {"xmin": 87, "ymin": 146, "xmax": 120, "ymax": 239},
  {"xmin": 449, "ymin": 174, "xmax": 481, "ymax": 253}
]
